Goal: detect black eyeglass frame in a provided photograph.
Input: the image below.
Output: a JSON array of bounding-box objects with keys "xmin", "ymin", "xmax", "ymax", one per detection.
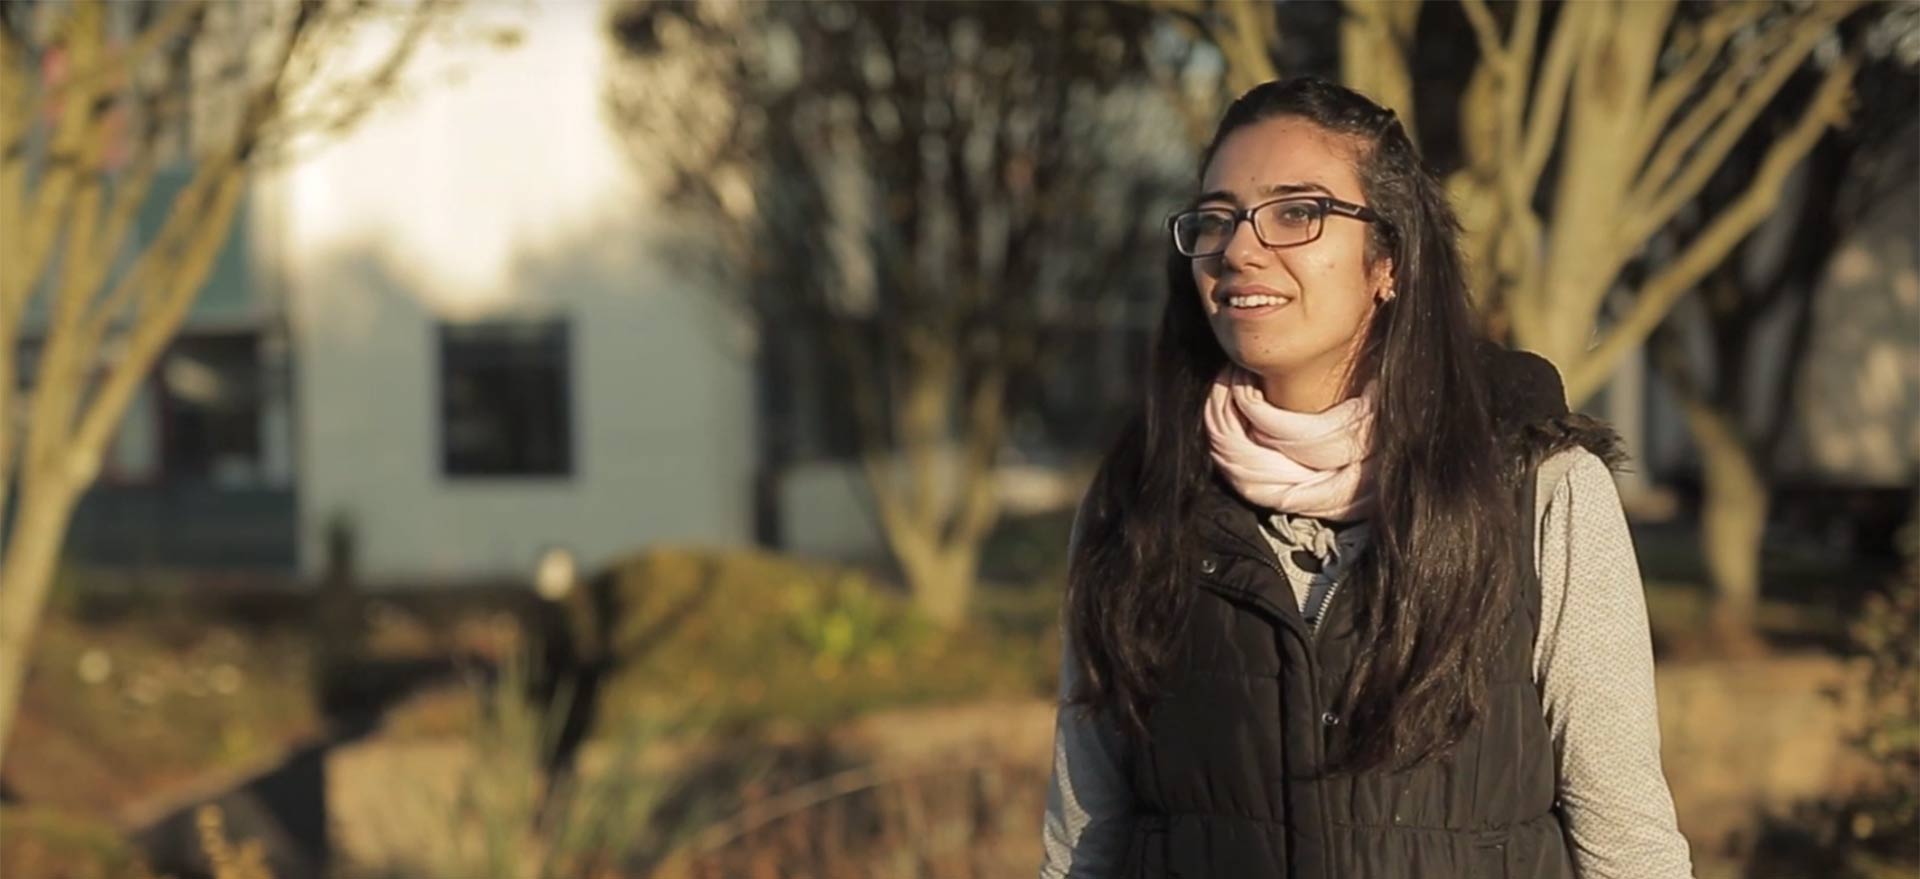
[{"xmin": 1166, "ymin": 195, "xmax": 1387, "ymax": 258}]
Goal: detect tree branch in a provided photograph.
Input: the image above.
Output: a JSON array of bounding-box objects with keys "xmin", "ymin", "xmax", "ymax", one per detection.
[
  {"xmin": 1507, "ymin": 0, "xmax": 1541, "ymax": 109},
  {"xmin": 69, "ymin": 161, "xmax": 245, "ymax": 478},
  {"xmin": 948, "ymin": 365, "xmax": 1007, "ymax": 551},
  {"xmin": 16, "ymin": 4, "xmax": 116, "ymax": 489},
  {"xmin": 251, "ymin": 1, "xmax": 441, "ymax": 165},
  {"xmin": 34, "ymin": 175, "xmax": 104, "ymax": 449},
  {"xmin": 1634, "ymin": 2, "xmax": 1858, "ymax": 239},
  {"xmin": 70, "ymin": 159, "xmax": 161, "ymax": 387},
  {"xmin": 1340, "ymin": 0, "xmax": 1419, "ymax": 142},
  {"xmin": 604, "ymin": 0, "xmax": 1173, "ymax": 622},
  {"xmin": 54, "ymin": 152, "xmax": 143, "ymax": 345},
  {"xmin": 1220, "ymin": 0, "xmax": 1280, "ymax": 92},
  {"xmin": 1518, "ymin": 0, "xmax": 1583, "ymax": 194},
  {"xmin": 68, "ymin": 0, "xmax": 318, "ymax": 469},
  {"xmin": 1634, "ymin": 20, "xmax": 1791, "ymax": 208},
  {"xmin": 1459, "ymin": 0, "xmax": 1507, "ymax": 69},
  {"xmin": 1568, "ymin": 56, "xmax": 1855, "ymax": 403},
  {"xmin": 0, "ymin": 33, "xmax": 27, "ymax": 314},
  {"xmin": 1631, "ymin": 2, "xmax": 1766, "ymax": 168},
  {"xmin": 10, "ymin": 1, "xmax": 207, "ymax": 160},
  {"xmin": 1491, "ymin": 0, "xmax": 1543, "ymax": 309},
  {"xmin": 5, "ymin": 9, "xmax": 105, "ymax": 332}
]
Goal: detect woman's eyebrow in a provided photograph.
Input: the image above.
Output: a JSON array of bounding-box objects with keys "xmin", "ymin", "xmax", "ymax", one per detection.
[{"xmin": 1193, "ymin": 180, "xmax": 1337, "ymax": 205}]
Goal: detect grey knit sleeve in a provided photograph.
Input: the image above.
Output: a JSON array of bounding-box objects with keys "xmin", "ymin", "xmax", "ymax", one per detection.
[
  {"xmin": 1532, "ymin": 449, "xmax": 1697, "ymax": 879},
  {"xmin": 1039, "ymin": 500, "xmax": 1137, "ymax": 878},
  {"xmin": 1038, "ymin": 631, "xmax": 1137, "ymax": 878}
]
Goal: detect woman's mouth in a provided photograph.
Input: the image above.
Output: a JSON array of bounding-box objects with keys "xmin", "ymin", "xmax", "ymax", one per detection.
[{"xmin": 1217, "ymin": 287, "xmax": 1294, "ymax": 317}]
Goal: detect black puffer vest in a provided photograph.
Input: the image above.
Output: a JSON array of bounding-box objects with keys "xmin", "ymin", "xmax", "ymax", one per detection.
[{"xmin": 1121, "ymin": 350, "xmax": 1620, "ymax": 879}]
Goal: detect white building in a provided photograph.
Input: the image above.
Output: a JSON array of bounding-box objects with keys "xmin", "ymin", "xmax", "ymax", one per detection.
[
  {"xmin": 60, "ymin": 3, "xmax": 757, "ymax": 585},
  {"xmin": 266, "ymin": 3, "xmax": 755, "ymax": 584},
  {"xmin": 51, "ymin": 3, "xmax": 1914, "ymax": 584}
]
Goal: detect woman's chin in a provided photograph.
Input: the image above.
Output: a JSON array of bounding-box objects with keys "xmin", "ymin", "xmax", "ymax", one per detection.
[
  {"xmin": 1224, "ymin": 338, "xmax": 1308, "ymax": 374},
  {"xmin": 1226, "ymin": 353, "xmax": 1302, "ymax": 381}
]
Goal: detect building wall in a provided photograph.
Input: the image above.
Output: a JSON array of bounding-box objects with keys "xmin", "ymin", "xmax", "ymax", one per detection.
[
  {"xmin": 1636, "ymin": 173, "xmax": 1920, "ymax": 489},
  {"xmin": 260, "ymin": 3, "xmax": 755, "ymax": 583},
  {"xmin": 1790, "ymin": 176, "xmax": 1920, "ymax": 485}
]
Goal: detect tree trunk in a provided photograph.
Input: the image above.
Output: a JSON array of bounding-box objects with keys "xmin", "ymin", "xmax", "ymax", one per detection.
[
  {"xmin": 1340, "ymin": 0, "xmax": 1420, "ymax": 140},
  {"xmin": 893, "ymin": 538, "xmax": 981, "ymax": 630},
  {"xmin": 0, "ymin": 158, "xmax": 247, "ymax": 780},
  {"xmin": 867, "ymin": 439, "xmax": 998, "ymax": 630},
  {"xmin": 856, "ymin": 335, "xmax": 1007, "ymax": 629},
  {"xmin": 1683, "ymin": 399, "xmax": 1771, "ymax": 655},
  {"xmin": 0, "ymin": 477, "xmax": 82, "ymax": 771}
]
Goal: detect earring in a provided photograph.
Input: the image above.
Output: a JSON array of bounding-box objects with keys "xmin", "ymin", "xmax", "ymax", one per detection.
[{"xmin": 1379, "ymin": 288, "xmax": 1396, "ymax": 303}]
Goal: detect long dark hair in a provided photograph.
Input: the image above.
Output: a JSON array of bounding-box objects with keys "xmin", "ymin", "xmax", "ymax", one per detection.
[{"xmin": 1064, "ymin": 77, "xmax": 1520, "ymax": 774}]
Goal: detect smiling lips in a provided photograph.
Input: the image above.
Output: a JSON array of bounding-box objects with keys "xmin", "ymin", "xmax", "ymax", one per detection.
[{"xmin": 1217, "ymin": 284, "xmax": 1295, "ymax": 313}]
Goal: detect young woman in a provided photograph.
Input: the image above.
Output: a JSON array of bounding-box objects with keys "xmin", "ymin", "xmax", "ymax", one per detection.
[{"xmin": 1038, "ymin": 78, "xmax": 1695, "ymax": 879}]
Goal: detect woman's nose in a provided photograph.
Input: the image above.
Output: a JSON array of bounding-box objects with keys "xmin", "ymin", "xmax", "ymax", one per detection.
[{"xmin": 1221, "ymin": 216, "xmax": 1268, "ymax": 269}]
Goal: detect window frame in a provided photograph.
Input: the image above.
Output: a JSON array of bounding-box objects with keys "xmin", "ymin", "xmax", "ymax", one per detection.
[{"xmin": 434, "ymin": 316, "xmax": 576, "ymax": 481}]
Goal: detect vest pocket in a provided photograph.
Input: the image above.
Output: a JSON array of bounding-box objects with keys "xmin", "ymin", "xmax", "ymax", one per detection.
[
  {"xmin": 1501, "ymin": 818, "xmax": 1576, "ymax": 879},
  {"xmin": 1474, "ymin": 831, "xmax": 1513, "ymax": 879},
  {"xmin": 1128, "ymin": 814, "xmax": 1170, "ymax": 879}
]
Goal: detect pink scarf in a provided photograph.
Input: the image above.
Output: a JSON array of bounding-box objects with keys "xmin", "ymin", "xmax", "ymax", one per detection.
[{"xmin": 1203, "ymin": 366, "xmax": 1377, "ymax": 520}]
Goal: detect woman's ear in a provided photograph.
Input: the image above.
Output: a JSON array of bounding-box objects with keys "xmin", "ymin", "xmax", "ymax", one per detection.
[{"xmin": 1371, "ymin": 258, "xmax": 1396, "ymax": 303}]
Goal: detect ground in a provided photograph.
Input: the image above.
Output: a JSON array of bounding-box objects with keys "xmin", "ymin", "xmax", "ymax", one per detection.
[{"xmin": 0, "ymin": 509, "xmax": 1910, "ymax": 879}]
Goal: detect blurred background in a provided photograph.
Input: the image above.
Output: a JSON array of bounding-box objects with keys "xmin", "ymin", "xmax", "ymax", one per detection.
[{"xmin": 0, "ymin": 1, "xmax": 1914, "ymax": 878}]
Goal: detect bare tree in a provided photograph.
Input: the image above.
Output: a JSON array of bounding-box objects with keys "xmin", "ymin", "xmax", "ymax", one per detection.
[
  {"xmin": 606, "ymin": 1, "xmax": 1181, "ymax": 625},
  {"xmin": 1455, "ymin": 0, "xmax": 1862, "ymax": 404},
  {"xmin": 0, "ymin": 0, "xmax": 504, "ymax": 774},
  {"xmin": 1153, "ymin": 0, "xmax": 1863, "ymax": 406},
  {"xmin": 1649, "ymin": 16, "xmax": 1918, "ymax": 646}
]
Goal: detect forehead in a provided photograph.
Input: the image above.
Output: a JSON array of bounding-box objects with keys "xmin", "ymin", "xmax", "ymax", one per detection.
[{"xmin": 1200, "ymin": 116, "xmax": 1366, "ymax": 203}]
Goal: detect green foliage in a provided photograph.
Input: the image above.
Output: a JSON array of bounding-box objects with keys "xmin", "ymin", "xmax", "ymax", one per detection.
[
  {"xmin": 589, "ymin": 548, "xmax": 1059, "ymax": 737},
  {"xmin": 783, "ymin": 570, "xmax": 926, "ymax": 680},
  {"xmin": 0, "ymin": 806, "xmax": 154, "ymax": 879},
  {"xmin": 1743, "ymin": 525, "xmax": 1920, "ymax": 879},
  {"xmin": 1839, "ymin": 545, "xmax": 1920, "ymax": 868},
  {"xmin": 7, "ymin": 579, "xmax": 318, "ymax": 815}
]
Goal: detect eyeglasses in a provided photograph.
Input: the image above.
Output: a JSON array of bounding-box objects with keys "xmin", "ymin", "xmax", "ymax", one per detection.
[{"xmin": 1167, "ymin": 195, "xmax": 1385, "ymax": 258}]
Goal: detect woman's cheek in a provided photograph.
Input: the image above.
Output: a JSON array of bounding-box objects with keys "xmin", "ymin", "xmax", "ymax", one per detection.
[{"xmin": 1193, "ymin": 267, "xmax": 1216, "ymax": 314}]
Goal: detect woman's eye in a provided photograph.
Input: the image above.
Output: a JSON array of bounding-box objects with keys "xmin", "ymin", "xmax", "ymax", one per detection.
[
  {"xmin": 1196, "ymin": 215, "xmax": 1232, "ymax": 235},
  {"xmin": 1276, "ymin": 204, "xmax": 1319, "ymax": 226}
]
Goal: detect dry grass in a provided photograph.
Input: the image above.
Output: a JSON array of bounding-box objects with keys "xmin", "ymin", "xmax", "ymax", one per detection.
[
  {"xmin": 0, "ymin": 805, "xmax": 155, "ymax": 879},
  {"xmin": 662, "ymin": 760, "xmax": 1047, "ymax": 879},
  {"xmin": 574, "ymin": 547, "xmax": 1061, "ymax": 739},
  {"xmin": 7, "ymin": 598, "xmax": 319, "ymax": 816},
  {"xmin": 192, "ymin": 806, "xmax": 273, "ymax": 879}
]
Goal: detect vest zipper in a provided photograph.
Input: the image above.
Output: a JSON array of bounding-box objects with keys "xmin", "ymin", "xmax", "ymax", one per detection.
[
  {"xmin": 1197, "ymin": 542, "xmax": 1341, "ymax": 879},
  {"xmin": 1307, "ymin": 569, "xmax": 1349, "ymax": 646},
  {"xmin": 1252, "ymin": 525, "xmax": 1351, "ymax": 879},
  {"xmin": 1208, "ymin": 547, "xmax": 1311, "ymax": 640}
]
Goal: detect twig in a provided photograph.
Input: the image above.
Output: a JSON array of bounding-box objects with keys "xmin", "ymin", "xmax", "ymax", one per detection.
[
  {"xmin": 1570, "ymin": 55, "xmax": 1856, "ymax": 402},
  {"xmin": 663, "ymin": 759, "xmax": 1012, "ymax": 867}
]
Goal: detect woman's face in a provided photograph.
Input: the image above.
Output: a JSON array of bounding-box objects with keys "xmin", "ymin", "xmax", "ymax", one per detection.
[{"xmin": 1191, "ymin": 116, "xmax": 1392, "ymax": 401}]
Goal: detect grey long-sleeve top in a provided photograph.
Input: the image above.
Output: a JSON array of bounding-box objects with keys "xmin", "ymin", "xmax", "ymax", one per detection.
[{"xmin": 1039, "ymin": 448, "xmax": 1696, "ymax": 879}]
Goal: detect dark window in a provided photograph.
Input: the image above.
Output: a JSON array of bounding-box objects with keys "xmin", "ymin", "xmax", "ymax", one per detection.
[
  {"xmin": 439, "ymin": 319, "xmax": 572, "ymax": 477},
  {"xmin": 769, "ymin": 326, "xmax": 871, "ymax": 462},
  {"xmin": 161, "ymin": 333, "xmax": 264, "ymax": 484},
  {"xmin": 764, "ymin": 318, "xmax": 1153, "ymax": 465}
]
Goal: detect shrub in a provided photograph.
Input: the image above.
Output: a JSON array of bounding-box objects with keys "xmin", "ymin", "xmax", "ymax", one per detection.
[
  {"xmin": 584, "ymin": 548, "xmax": 1057, "ymax": 737},
  {"xmin": 1743, "ymin": 521, "xmax": 1920, "ymax": 879}
]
